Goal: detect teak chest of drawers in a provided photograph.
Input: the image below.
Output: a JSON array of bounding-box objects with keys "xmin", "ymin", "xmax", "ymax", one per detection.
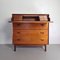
[{"xmin": 9, "ymin": 14, "xmax": 52, "ymax": 51}]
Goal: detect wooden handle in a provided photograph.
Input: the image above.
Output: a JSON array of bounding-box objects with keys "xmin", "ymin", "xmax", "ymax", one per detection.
[
  {"xmin": 40, "ymin": 32, "xmax": 44, "ymax": 34},
  {"xmin": 17, "ymin": 23, "xmax": 20, "ymax": 26},
  {"xmin": 40, "ymin": 23, "xmax": 46, "ymax": 26},
  {"xmin": 17, "ymin": 39, "xmax": 21, "ymax": 41},
  {"xmin": 17, "ymin": 32, "xmax": 20, "ymax": 34},
  {"xmin": 40, "ymin": 39, "xmax": 44, "ymax": 41}
]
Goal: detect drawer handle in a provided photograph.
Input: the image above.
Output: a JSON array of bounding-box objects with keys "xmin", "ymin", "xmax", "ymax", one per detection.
[
  {"xmin": 40, "ymin": 32, "xmax": 44, "ymax": 34},
  {"xmin": 17, "ymin": 32, "xmax": 20, "ymax": 34},
  {"xmin": 17, "ymin": 23, "xmax": 20, "ymax": 26},
  {"xmin": 40, "ymin": 23, "xmax": 46, "ymax": 26},
  {"xmin": 17, "ymin": 39, "xmax": 21, "ymax": 41},
  {"xmin": 40, "ymin": 39, "xmax": 44, "ymax": 41}
]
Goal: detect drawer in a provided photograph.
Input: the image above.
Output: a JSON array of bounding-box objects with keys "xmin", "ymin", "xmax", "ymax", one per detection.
[
  {"xmin": 13, "ymin": 30, "xmax": 48, "ymax": 37},
  {"xmin": 13, "ymin": 23, "xmax": 48, "ymax": 30},
  {"xmin": 13, "ymin": 37, "xmax": 48, "ymax": 44}
]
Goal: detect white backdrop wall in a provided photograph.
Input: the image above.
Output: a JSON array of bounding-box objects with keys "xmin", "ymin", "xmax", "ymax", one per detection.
[{"xmin": 0, "ymin": 0, "xmax": 60, "ymax": 44}]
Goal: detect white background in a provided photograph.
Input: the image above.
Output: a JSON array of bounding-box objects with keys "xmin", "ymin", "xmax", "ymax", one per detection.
[{"xmin": 0, "ymin": 0, "xmax": 60, "ymax": 44}]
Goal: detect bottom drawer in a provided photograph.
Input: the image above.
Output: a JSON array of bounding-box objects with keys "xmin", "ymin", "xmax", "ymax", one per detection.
[{"xmin": 13, "ymin": 37, "xmax": 48, "ymax": 45}]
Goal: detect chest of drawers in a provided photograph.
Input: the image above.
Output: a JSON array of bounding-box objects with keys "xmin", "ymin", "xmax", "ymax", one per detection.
[{"xmin": 10, "ymin": 14, "xmax": 51, "ymax": 51}]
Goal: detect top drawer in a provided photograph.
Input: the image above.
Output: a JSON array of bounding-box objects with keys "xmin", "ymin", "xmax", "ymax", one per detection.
[{"xmin": 13, "ymin": 23, "xmax": 48, "ymax": 30}]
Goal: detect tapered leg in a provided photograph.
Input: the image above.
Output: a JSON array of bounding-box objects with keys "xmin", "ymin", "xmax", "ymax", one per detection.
[
  {"xmin": 14, "ymin": 45, "xmax": 16, "ymax": 51},
  {"xmin": 45, "ymin": 45, "xmax": 46, "ymax": 51}
]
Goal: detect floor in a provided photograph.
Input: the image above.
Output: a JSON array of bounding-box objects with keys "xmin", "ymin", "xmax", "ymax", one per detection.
[{"xmin": 0, "ymin": 44, "xmax": 60, "ymax": 60}]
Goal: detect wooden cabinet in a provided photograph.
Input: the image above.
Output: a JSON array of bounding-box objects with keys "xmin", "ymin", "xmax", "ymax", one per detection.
[{"xmin": 9, "ymin": 14, "xmax": 52, "ymax": 51}]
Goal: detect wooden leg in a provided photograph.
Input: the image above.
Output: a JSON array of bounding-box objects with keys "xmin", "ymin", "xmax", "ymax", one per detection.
[
  {"xmin": 45, "ymin": 45, "xmax": 47, "ymax": 51},
  {"xmin": 14, "ymin": 45, "xmax": 16, "ymax": 51}
]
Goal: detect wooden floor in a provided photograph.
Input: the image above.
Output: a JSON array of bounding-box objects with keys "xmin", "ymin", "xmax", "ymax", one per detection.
[{"xmin": 0, "ymin": 44, "xmax": 60, "ymax": 60}]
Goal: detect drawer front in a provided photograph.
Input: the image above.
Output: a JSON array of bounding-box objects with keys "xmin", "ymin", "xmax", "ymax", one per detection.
[
  {"xmin": 13, "ymin": 30, "xmax": 48, "ymax": 37},
  {"xmin": 13, "ymin": 23, "xmax": 48, "ymax": 30},
  {"xmin": 13, "ymin": 37, "xmax": 48, "ymax": 44}
]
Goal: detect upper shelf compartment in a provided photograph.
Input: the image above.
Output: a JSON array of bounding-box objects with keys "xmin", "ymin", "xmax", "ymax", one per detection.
[
  {"xmin": 12, "ymin": 14, "xmax": 50, "ymax": 21},
  {"xmin": 22, "ymin": 16, "xmax": 40, "ymax": 21}
]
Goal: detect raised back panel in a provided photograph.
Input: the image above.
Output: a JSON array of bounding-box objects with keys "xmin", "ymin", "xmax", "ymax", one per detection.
[{"xmin": 12, "ymin": 14, "xmax": 50, "ymax": 21}]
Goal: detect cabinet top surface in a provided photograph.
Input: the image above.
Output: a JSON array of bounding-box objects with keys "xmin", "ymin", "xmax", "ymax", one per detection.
[
  {"xmin": 12, "ymin": 21, "xmax": 53, "ymax": 23},
  {"xmin": 9, "ymin": 14, "xmax": 53, "ymax": 23}
]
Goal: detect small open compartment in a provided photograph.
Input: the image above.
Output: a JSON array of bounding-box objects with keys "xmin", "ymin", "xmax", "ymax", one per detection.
[{"xmin": 22, "ymin": 16, "xmax": 40, "ymax": 21}]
